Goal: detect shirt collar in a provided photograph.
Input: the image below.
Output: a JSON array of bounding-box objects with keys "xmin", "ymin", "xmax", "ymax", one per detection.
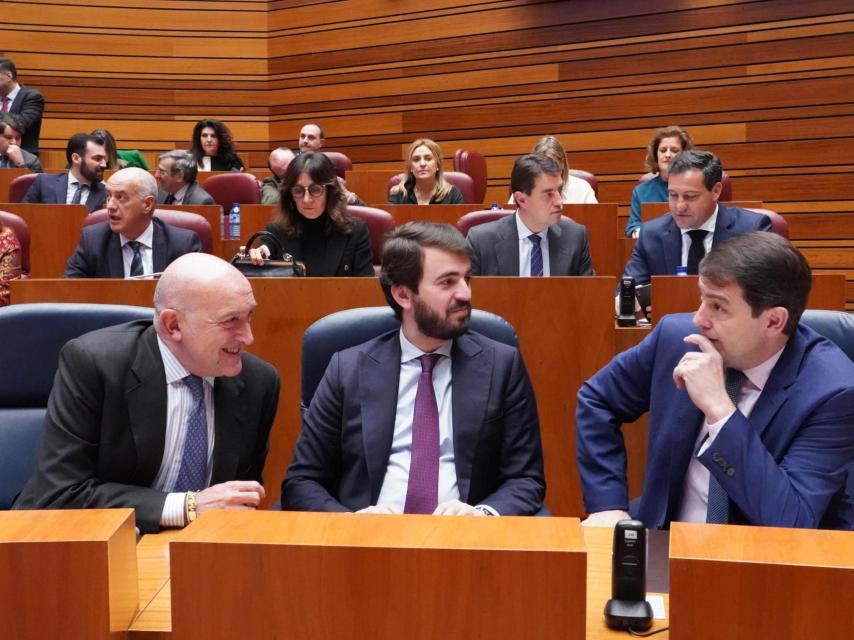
[
  {"xmin": 514, "ymin": 211, "xmax": 548, "ymax": 241},
  {"xmin": 156, "ymin": 335, "xmax": 215, "ymax": 387},
  {"xmin": 173, "ymin": 183, "xmax": 189, "ymax": 202},
  {"xmin": 399, "ymin": 329, "xmax": 453, "ymax": 363},
  {"xmin": 4, "ymin": 84, "xmax": 20, "ymax": 102},
  {"xmin": 742, "ymin": 345, "xmax": 786, "ymax": 393},
  {"xmin": 120, "ymin": 220, "xmax": 154, "ymax": 248},
  {"xmin": 681, "ymin": 204, "xmax": 719, "ymax": 236}
]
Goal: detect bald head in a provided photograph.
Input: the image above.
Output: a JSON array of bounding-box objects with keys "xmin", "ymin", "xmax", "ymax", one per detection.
[
  {"xmin": 110, "ymin": 166, "xmax": 157, "ymax": 199},
  {"xmin": 268, "ymin": 147, "xmax": 296, "ymax": 180},
  {"xmin": 154, "ymin": 254, "xmax": 256, "ymax": 377}
]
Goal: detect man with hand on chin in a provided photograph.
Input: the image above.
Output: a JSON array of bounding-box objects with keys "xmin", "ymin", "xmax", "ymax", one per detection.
[
  {"xmin": 15, "ymin": 253, "xmax": 280, "ymax": 533},
  {"xmin": 283, "ymin": 221, "xmax": 545, "ymax": 516},
  {"xmin": 578, "ymin": 232, "xmax": 854, "ymax": 530}
]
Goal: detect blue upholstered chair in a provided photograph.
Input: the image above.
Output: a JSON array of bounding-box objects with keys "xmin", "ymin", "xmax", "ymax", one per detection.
[
  {"xmin": 301, "ymin": 306, "xmax": 517, "ymax": 408},
  {"xmin": 0, "ymin": 303, "xmax": 153, "ymax": 508},
  {"xmin": 800, "ymin": 310, "xmax": 854, "ymax": 500}
]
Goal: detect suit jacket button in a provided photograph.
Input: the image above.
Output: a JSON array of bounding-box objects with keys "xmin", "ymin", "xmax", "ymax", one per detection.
[
  {"xmin": 712, "ymin": 452, "xmax": 722, "ymax": 462},
  {"xmin": 726, "ymin": 467, "xmax": 735, "ymax": 477}
]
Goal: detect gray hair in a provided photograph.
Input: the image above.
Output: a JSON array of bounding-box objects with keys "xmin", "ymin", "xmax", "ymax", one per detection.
[{"xmin": 159, "ymin": 149, "xmax": 198, "ymax": 184}]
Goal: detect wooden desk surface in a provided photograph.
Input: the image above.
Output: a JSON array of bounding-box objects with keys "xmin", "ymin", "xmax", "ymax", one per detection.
[{"xmin": 130, "ymin": 520, "xmax": 669, "ymax": 639}]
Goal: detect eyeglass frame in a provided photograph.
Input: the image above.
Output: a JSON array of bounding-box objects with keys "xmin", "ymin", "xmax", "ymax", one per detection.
[{"xmin": 290, "ymin": 183, "xmax": 329, "ymax": 198}]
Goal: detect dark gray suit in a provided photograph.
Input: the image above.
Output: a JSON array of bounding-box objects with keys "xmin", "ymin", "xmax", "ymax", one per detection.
[
  {"xmin": 22, "ymin": 172, "xmax": 107, "ymax": 213},
  {"xmin": 13, "ymin": 321, "xmax": 280, "ymax": 533},
  {"xmin": 156, "ymin": 181, "xmax": 215, "ymax": 206},
  {"xmin": 64, "ymin": 217, "xmax": 202, "ymax": 278},
  {"xmin": 8, "ymin": 84, "xmax": 44, "ymax": 156},
  {"xmin": 467, "ymin": 213, "xmax": 594, "ymax": 276},
  {"xmin": 1, "ymin": 147, "xmax": 42, "ymax": 172},
  {"xmin": 282, "ymin": 330, "xmax": 545, "ymax": 515}
]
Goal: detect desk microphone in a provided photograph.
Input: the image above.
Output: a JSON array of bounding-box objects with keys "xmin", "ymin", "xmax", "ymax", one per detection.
[
  {"xmin": 604, "ymin": 519, "xmax": 653, "ymax": 631},
  {"xmin": 617, "ymin": 277, "xmax": 637, "ymax": 327}
]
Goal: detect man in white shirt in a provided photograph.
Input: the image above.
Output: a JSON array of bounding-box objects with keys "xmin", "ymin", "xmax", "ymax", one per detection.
[
  {"xmin": 15, "ymin": 253, "xmax": 281, "ymax": 533},
  {"xmin": 283, "ymin": 221, "xmax": 545, "ymax": 516},
  {"xmin": 578, "ymin": 232, "xmax": 854, "ymax": 530},
  {"xmin": 467, "ymin": 154, "xmax": 594, "ymax": 276}
]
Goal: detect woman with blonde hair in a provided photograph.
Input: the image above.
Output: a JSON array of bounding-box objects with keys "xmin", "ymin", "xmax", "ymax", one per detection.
[
  {"xmin": 624, "ymin": 125, "xmax": 694, "ymax": 238},
  {"xmin": 388, "ymin": 138, "xmax": 464, "ymax": 205}
]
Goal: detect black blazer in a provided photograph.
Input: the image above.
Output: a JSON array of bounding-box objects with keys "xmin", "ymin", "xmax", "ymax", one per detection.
[
  {"xmin": 23, "ymin": 172, "xmax": 107, "ymax": 213},
  {"xmin": 13, "ymin": 321, "xmax": 280, "ymax": 533},
  {"xmin": 64, "ymin": 217, "xmax": 202, "ymax": 278},
  {"xmin": 9, "ymin": 84, "xmax": 44, "ymax": 156},
  {"xmin": 261, "ymin": 217, "xmax": 374, "ymax": 277}
]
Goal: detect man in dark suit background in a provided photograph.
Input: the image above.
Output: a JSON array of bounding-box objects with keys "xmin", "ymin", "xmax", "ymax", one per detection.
[
  {"xmin": 0, "ymin": 113, "xmax": 42, "ymax": 171},
  {"xmin": 155, "ymin": 149, "xmax": 216, "ymax": 205},
  {"xmin": 0, "ymin": 57, "xmax": 44, "ymax": 157},
  {"xmin": 579, "ymin": 232, "xmax": 854, "ymax": 530},
  {"xmin": 23, "ymin": 132, "xmax": 108, "ymax": 212},
  {"xmin": 283, "ymin": 221, "xmax": 545, "ymax": 516},
  {"xmin": 64, "ymin": 167, "xmax": 201, "ymax": 278},
  {"xmin": 15, "ymin": 253, "xmax": 281, "ymax": 533},
  {"xmin": 467, "ymin": 154, "xmax": 594, "ymax": 276}
]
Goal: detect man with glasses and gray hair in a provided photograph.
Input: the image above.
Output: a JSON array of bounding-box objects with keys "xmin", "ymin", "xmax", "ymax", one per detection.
[{"xmin": 155, "ymin": 149, "xmax": 216, "ymax": 206}]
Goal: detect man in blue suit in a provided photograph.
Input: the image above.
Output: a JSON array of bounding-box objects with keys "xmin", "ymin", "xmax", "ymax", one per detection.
[
  {"xmin": 579, "ymin": 232, "xmax": 854, "ymax": 530},
  {"xmin": 64, "ymin": 167, "xmax": 201, "ymax": 278},
  {"xmin": 283, "ymin": 221, "xmax": 545, "ymax": 516},
  {"xmin": 23, "ymin": 133, "xmax": 108, "ymax": 212},
  {"xmin": 618, "ymin": 150, "xmax": 772, "ymax": 313}
]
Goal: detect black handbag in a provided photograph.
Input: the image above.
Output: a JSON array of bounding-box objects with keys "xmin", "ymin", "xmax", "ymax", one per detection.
[{"xmin": 230, "ymin": 231, "xmax": 307, "ymax": 277}]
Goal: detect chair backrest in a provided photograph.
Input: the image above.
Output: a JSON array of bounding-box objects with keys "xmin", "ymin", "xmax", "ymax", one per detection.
[
  {"xmin": 0, "ymin": 303, "xmax": 153, "ymax": 508},
  {"xmin": 746, "ymin": 207, "xmax": 788, "ymax": 239},
  {"xmin": 638, "ymin": 170, "xmax": 733, "ymax": 200},
  {"xmin": 301, "ymin": 307, "xmax": 517, "ymax": 406},
  {"xmin": 569, "ymin": 169, "xmax": 599, "ymax": 197},
  {"xmin": 799, "ymin": 310, "xmax": 854, "ymax": 499},
  {"xmin": 0, "ymin": 210, "xmax": 30, "ymax": 276},
  {"xmin": 456, "ymin": 209, "xmax": 513, "ymax": 237},
  {"xmin": 453, "ymin": 149, "xmax": 488, "ymax": 204},
  {"xmin": 387, "ymin": 171, "xmax": 478, "ymax": 204},
  {"xmin": 8, "ymin": 173, "xmax": 37, "ymax": 203},
  {"xmin": 347, "ymin": 205, "xmax": 395, "ymax": 270},
  {"xmin": 86, "ymin": 209, "xmax": 213, "ymax": 253},
  {"xmin": 201, "ymin": 172, "xmax": 261, "ymax": 210},
  {"xmin": 322, "ymin": 152, "xmax": 353, "ymax": 180}
]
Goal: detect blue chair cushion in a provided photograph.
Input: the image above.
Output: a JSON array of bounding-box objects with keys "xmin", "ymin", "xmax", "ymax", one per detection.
[{"xmin": 0, "ymin": 408, "xmax": 46, "ymax": 509}]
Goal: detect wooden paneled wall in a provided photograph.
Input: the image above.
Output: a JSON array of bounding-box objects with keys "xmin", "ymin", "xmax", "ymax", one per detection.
[{"xmin": 6, "ymin": 0, "xmax": 854, "ymax": 296}]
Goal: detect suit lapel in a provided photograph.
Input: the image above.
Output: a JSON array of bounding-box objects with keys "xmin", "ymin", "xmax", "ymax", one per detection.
[
  {"xmin": 151, "ymin": 219, "xmax": 167, "ymax": 272},
  {"xmin": 450, "ymin": 334, "xmax": 490, "ymax": 502},
  {"xmin": 495, "ymin": 214, "xmax": 520, "ymax": 275},
  {"xmin": 107, "ymin": 232, "xmax": 124, "ymax": 277},
  {"xmin": 359, "ymin": 336, "xmax": 401, "ymax": 502},
  {"xmin": 211, "ymin": 375, "xmax": 245, "ymax": 483},
  {"xmin": 126, "ymin": 327, "xmax": 169, "ymax": 484},
  {"xmin": 662, "ymin": 216, "xmax": 682, "ymax": 274},
  {"xmin": 744, "ymin": 332, "xmax": 802, "ymax": 437},
  {"xmin": 56, "ymin": 173, "xmax": 70, "ymax": 205},
  {"xmin": 711, "ymin": 204, "xmax": 734, "ymax": 247},
  {"xmin": 547, "ymin": 222, "xmax": 568, "ymax": 275}
]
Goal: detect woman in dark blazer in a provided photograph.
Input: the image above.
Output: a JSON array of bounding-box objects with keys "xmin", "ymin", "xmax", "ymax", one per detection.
[
  {"xmin": 190, "ymin": 118, "xmax": 244, "ymax": 172},
  {"xmin": 387, "ymin": 138, "xmax": 464, "ymax": 205},
  {"xmin": 248, "ymin": 152, "xmax": 374, "ymax": 277}
]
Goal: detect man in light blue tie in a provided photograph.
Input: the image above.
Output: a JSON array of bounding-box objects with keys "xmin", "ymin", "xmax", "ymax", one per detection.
[
  {"xmin": 466, "ymin": 153, "xmax": 594, "ymax": 277},
  {"xmin": 14, "ymin": 253, "xmax": 281, "ymax": 533}
]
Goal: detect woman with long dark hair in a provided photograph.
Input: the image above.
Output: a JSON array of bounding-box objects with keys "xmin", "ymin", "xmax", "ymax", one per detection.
[{"xmin": 189, "ymin": 118, "xmax": 244, "ymax": 172}]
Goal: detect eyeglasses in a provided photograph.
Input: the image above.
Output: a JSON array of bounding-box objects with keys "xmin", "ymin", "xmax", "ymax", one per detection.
[{"xmin": 290, "ymin": 184, "xmax": 326, "ymax": 198}]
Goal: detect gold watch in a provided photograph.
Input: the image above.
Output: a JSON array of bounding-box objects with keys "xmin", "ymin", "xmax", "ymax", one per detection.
[{"xmin": 185, "ymin": 491, "xmax": 198, "ymax": 525}]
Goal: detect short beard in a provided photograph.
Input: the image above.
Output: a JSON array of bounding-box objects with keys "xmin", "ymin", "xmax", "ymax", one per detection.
[
  {"xmin": 413, "ymin": 296, "xmax": 471, "ymax": 341},
  {"xmin": 80, "ymin": 160, "xmax": 103, "ymax": 183}
]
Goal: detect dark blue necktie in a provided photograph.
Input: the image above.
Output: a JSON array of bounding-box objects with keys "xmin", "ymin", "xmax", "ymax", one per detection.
[
  {"xmin": 70, "ymin": 183, "xmax": 86, "ymax": 205},
  {"xmin": 687, "ymin": 229, "xmax": 708, "ymax": 275},
  {"xmin": 174, "ymin": 375, "xmax": 209, "ymax": 492},
  {"xmin": 706, "ymin": 368, "xmax": 746, "ymax": 524},
  {"xmin": 529, "ymin": 234, "xmax": 543, "ymax": 277},
  {"xmin": 404, "ymin": 353, "xmax": 442, "ymax": 514},
  {"xmin": 127, "ymin": 241, "xmax": 143, "ymax": 277}
]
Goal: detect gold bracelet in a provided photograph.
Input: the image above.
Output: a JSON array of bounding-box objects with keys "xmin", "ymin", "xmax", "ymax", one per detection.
[{"xmin": 185, "ymin": 491, "xmax": 198, "ymax": 525}]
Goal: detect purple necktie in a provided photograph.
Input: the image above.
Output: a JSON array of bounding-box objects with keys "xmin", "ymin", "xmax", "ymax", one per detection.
[
  {"xmin": 404, "ymin": 353, "xmax": 442, "ymax": 514},
  {"xmin": 1, "ymin": 96, "xmax": 8, "ymax": 113}
]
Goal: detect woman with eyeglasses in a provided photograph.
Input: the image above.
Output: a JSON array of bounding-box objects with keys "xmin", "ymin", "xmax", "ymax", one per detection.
[
  {"xmin": 247, "ymin": 152, "xmax": 374, "ymax": 276},
  {"xmin": 388, "ymin": 138, "xmax": 464, "ymax": 205}
]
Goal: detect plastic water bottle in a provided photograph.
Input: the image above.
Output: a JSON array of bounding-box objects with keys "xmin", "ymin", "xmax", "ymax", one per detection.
[
  {"xmin": 220, "ymin": 208, "xmax": 227, "ymax": 240},
  {"xmin": 490, "ymin": 202, "xmax": 500, "ymax": 211},
  {"xmin": 228, "ymin": 203, "xmax": 241, "ymax": 240},
  {"xmin": 676, "ymin": 265, "xmax": 688, "ymax": 276}
]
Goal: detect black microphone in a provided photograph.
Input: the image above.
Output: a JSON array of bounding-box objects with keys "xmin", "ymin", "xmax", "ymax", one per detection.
[
  {"xmin": 604, "ymin": 519, "xmax": 653, "ymax": 631},
  {"xmin": 617, "ymin": 277, "xmax": 637, "ymax": 327}
]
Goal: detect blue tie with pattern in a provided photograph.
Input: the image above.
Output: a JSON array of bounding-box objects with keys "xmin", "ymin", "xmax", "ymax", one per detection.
[
  {"xmin": 128, "ymin": 241, "xmax": 143, "ymax": 277},
  {"xmin": 529, "ymin": 234, "xmax": 543, "ymax": 277},
  {"xmin": 174, "ymin": 375, "xmax": 209, "ymax": 492},
  {"xmin": 706, "ymin": 368, "xmax": 746, "ymax": 523}
]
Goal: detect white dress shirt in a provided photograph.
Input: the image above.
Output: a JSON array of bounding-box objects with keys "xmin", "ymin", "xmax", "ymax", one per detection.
[
  {"xmin": 376, "ymin": 331, "xmax": 460, "ymax": 510},
  {"xmin": 171, "ymin": 183, "xmax": 189, "ymax": 204},
  {"xmin": 66, "ymin": 176, "xmax": 92, "ymax": 206},
  {"xmin": 120, "ymin": 221, "xmax": 154, "ymax": 278},
  {"xmin": 515, "ymin": 213, "xmax": 551, "ymax": 277},
  {"xmin": 153, "ymin": 336, "xmax": 216, "ymax": 527},
  {"xmin": 679, "ymin": 205, "xmax": 718, "ymax": 267},
  {"xmin": 677, "ymin": 347, "xmax": 785, "ymax": 522}
]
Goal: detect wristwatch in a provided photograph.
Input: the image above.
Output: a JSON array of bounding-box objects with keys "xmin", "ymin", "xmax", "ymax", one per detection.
[
  {"xmin": 185, "ymin": 491, "xmax": 198, "ymax": 525},
  {"xmin": 474, "ymin": 505, "xmax": 496, "ymax": 516}
]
